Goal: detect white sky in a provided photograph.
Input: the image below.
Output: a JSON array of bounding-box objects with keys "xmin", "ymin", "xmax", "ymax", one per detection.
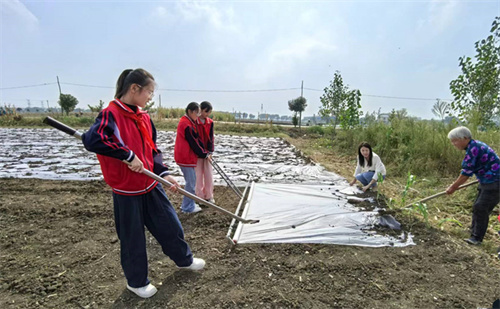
[{"xmin": 1, "ymin": 0, "xmax": 499, "ymax": 119}]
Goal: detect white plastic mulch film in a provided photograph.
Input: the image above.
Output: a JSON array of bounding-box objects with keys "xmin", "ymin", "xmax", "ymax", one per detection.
[{"xmin": 233, "ymin": 182, "xmax": 415, "ymax": 247}]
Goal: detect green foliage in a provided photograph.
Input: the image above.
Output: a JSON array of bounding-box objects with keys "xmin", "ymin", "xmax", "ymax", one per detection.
[
  {"xmin": 155, "ymin": 107, "xmax": 183, "ymax": 118},
  {"xmin": 288, "ymin": 96, "xmax": 307, "ymax": 128},
  {"xmin": 58, "ymin": 93, "xmax": 79, "ymax": 116},
  {"xmin": 403, "ymin": 172, "xmax": 417, "ymax": 199},
  {"xmin": 327, "ymin": 113, "xmax": 486, "ymax": 177},
  {"xmin": 339, "ymin": 89, "xmax": 362, "ymax": 129},
  {"xmin": 319, "ymin": 71, "xmax": 363, "ymax": 132},
  {"xmin": 431, "ymin": 99, "xmax": 451, "ymax": 120},
  {"xmin": 449, "ymin": 16, "xmax": 500, "ymax": 127},
  {"xmin": 438, "ymin": 218, "xmax": 463, "ymax": 228},
  {"xmin": 362, "ymin": 110, "xmax": 377, "ymax": 126},
  {"xmin": 302, "ymin": 113, "xmax": 499, "ymax": 180},
  {"xmin": 411, "ymin": 202, "xmax": 429, "ymax": 227},
  {"xmin": 393, "ymin": 172, "xmax": 418, "ymax": 208},
  {"xmin": 292, "ymin": 114, "xmax": 299, "ymax": 127},
  {"xmin": 88, "ymin": 100, "xmax": 105, "ymax": 114},
  {"xmin": 306, "ymin": 125, "xmax": 325, "ymax": 136},
  {"xmin": 288, "ymin": 96, "xmax": 307, "ymax": 113},
  {"xmin": 211, "ymin": 111, "xmax": 235, "ymax": 122},
  {"xmin": 376, "ymin": 172, "xmax": 385, "ymax": 202},
  {"xmin": 0, "ymin": 113, "xmax": 23, "ymax": 125}
]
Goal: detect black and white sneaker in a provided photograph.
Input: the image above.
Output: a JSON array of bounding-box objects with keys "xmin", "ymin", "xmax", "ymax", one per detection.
[{"xmin": 464, "ymin": 237, "xmax": 482, "ymax": 245}]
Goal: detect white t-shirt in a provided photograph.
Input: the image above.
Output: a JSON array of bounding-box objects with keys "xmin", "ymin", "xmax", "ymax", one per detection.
[{"xmin": 353, "ymin": 152, "xmax": 386, "ymax": 180}]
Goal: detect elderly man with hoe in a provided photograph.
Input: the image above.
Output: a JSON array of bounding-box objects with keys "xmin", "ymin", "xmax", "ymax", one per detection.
[{"xmin": 446, "ymin": 126, "xmax": 500, "ymax": 245}]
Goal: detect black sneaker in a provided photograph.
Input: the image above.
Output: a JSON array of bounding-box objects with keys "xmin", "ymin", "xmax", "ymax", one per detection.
[{"xmin": 464, "ymin": 237, "xmax": 482, "ymax": 245}]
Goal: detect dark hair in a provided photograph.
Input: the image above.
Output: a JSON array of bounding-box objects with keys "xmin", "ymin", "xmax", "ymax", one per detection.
[
  {"xmin": 115, "ymin": 68, "xmax": 155, "ymax": 99},
  {"xmin": 200, "ymin": 101, "xmax": 213, "ymax": 112},
  {"xmin": 358, "ymin": 142, "xmax": 373, "ymax": 167},
  {"xmin": 185, "ymin": 102, "xmax": 200, "ymax": 114}
]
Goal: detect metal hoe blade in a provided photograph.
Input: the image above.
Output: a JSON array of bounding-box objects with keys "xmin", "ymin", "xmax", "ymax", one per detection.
[{"xmin": 210, "ymin": 157, "xmax": 243, "ymax": 198}]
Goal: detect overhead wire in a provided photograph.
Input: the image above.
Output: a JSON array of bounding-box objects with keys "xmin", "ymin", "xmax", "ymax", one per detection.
[
  {"xmin": 0, "ymin": 83, "xmax": 57, "ymax": 90},
  {"xmin": 1, "ymin": 81, "xmax": 453, "ymax": 101}
]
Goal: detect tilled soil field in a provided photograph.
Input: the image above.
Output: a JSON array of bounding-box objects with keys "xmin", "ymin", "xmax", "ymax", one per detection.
[{"xmin": 1, "ymin": 178, "xmax": 500, "ymax": 309}]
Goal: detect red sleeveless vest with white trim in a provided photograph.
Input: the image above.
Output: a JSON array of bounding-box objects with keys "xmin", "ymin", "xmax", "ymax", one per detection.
[{"xmin": 96, "ymin": 100, "xmax": 158, "ymax": 195}]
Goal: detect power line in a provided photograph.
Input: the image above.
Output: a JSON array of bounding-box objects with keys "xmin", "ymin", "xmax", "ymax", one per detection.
[
  {"xmin": 0, "ymin": 83, "xmax": 57, "ymax": 90},
  {"xmin": 63, "ymin": 83, "xmax": 299, "ymax": 92},
  {"xmin": 158, "ymin": 87, "xmax": 300, "ymax": 93},
  {"xmin": 61, "ymin": 82, "xmax": 114, "ymax": 89},
  {"xmin": 303, "ymin": 87, "xmax": 453, "ymax": 101},
  {"xmin": 1, "ymin": 81, "xmax": 453, "ymax": 101}
]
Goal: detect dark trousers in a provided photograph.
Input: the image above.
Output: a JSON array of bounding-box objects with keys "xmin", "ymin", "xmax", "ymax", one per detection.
[
  {"xmin": 471, "ymin": 181, "xmax": 500, "ymax": 241},
  {"xmin": 113, "ymin": 184, "xmax": 193, "ymax": 288}
]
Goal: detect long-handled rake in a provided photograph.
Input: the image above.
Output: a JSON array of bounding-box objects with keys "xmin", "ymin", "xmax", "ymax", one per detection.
[
  {"xmin": 404, "ymin": 180, "xmax": 479, "ymax": 208},
  {"xmin": 210, "ymin": 157, "xmax": 243, "ymax": 198},
  {"xmin": 43, "ymin": 116, "xmax": 258, "ymax": 224}
]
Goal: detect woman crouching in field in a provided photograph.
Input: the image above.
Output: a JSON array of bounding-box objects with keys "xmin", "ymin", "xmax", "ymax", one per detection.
[
  {"xmin": 349, "ymin": 142, "xmax": 386, "ymax": 192},
  {"xmin": 446, "ymin": 126, "xmax": 500, "ymax": 245}
]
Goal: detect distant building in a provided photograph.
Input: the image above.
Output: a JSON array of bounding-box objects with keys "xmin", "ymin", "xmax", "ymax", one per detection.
[
  {"xmin": 302, "ymin": 115, "xmax": 335, "ymax": 126},
  {"xmin": 22, "ymin": 107, "xmax": 46, "ymax": 113},
  {"xmin": 378, "ymin": 113, "xmax": 390, "ymax": 124}
]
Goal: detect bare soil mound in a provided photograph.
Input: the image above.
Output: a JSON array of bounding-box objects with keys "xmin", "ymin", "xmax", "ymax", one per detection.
[{"xmin": 1, "ymin": 178, "xmax": 500, "ymax": 308}]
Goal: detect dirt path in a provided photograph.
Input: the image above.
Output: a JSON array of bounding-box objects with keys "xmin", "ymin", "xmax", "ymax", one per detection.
[{"xmin": 1, "ymin": 178, "xmax": 500, "ymax": 308}]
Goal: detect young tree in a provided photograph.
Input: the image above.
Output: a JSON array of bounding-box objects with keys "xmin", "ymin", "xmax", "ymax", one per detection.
[
  {"xmin": 58, "ymin": 93, "xmax": 79, "ymax": 116},
  {"xmin": 363, "ymin": 110, "xmax": 377, "ymax": 126},
  {"xmin": 431, "ymin": 99, "xmax": 451, "ymax": 120},
  {"xmin": 389, "ymin": 108, "xmax": 409, "ymax": 123},
  {"xmin": 291, "ymin": 114, "xmax": 299, "ymax": 127},
  {"xmin": 340, "ymin": 89, "xmax": 362, "ymax": 129},
  {"xmin": 319, "ymin": 71, "xmax": 363, "ymax": 132},
  {"xmin": 450, "ymin": 16, "xmax": 500, "ymax": 127},
  {"xmin": 88, "ymin": 100, "xmax": 105, "ymax": 115},
  {"xmin": 288, "ymin": 96, "xmax": 307, "ymax": 129}
]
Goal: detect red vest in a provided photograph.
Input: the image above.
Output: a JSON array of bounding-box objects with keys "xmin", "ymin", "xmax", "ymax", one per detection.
[
  {"xmin": 97, "ymin": 100, "xmax": 157, "ymax": 195},
  {"xmin": 174, "ymin": 115, "xmax": 200, "ymax": 167},
  {"xmin": 196, "ymin": 117, "xmax": 214, "ymax": 150}
]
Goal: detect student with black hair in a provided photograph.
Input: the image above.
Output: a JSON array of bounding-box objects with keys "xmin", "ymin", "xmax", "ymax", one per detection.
[
  {"xmin": 82, "ymin": 69, "xmax": 205, "ymax": 299},
  {"xmin": 174, "ymin": 102, "xmax": 211, "ymax": 213},
  {"xmin": 195, "ymin": 101, "xmax": 215, "ymax": 203},
  {"xmin": 349, "ymin": 142, "xmax": 386, "ymax": 192}
]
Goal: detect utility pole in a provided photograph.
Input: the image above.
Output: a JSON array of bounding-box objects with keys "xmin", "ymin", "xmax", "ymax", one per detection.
[
  {"xmin": 27, "ymin": 99, "xmax": 31, "ymax": 109},
  {"xmin": 158, "ymin": 94, "xmax": 162, "ymax": 120},
  {"xmin": 56, "ymin": 76, "xmax": 62, "ymax": 95},
  {"xmin": 299, "ymin": 80, "xmax": 303, "ymax": 129}
]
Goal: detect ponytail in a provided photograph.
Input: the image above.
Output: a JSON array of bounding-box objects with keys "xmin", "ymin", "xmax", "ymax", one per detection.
[{"xmin": 115, "ymin": 68, "xmax": 155, "ymax": 99}]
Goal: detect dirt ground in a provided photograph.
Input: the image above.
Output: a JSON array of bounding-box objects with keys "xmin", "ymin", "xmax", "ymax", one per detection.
[{"xmin": 1, "ymin": 178, "xmax": 500, "ymax": 309}]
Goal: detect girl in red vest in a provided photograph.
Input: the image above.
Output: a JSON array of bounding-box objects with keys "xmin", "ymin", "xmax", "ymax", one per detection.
[
  {"xmin": 195, "ymin": 101, "xmax": 215, "ymax": 203},
  {"xmin": 174, "ymin": 102, "xmax": 211, "ymax": 213},
  {"xmin": 82, "ymin": 69, "xmax": 205, "ymax": 299}
]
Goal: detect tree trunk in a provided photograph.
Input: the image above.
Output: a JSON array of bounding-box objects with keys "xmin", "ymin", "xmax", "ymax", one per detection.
[{"xmin": 299, "ymin": 111, "xmax": 302, "ymax": 130}]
